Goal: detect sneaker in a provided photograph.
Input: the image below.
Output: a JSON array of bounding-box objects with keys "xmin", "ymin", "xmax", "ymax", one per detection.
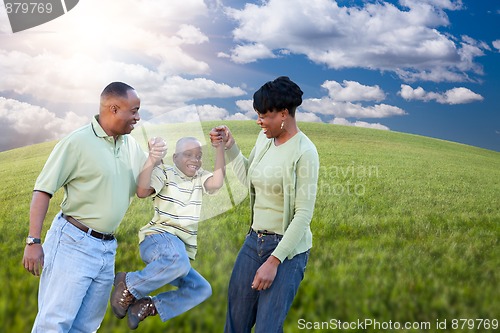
[
  {"xmin": 110, "ymin": 272, "xmax": 136, "ymax": 319},
  {"xmin": 127, "ymin": 296, "xmax": 157, "ymax": 330}
]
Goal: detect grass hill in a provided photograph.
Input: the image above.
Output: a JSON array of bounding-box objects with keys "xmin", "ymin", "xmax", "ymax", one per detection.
[{"xmin": 1, "ymin": 121, "xmax": 499, "ymax": 332}]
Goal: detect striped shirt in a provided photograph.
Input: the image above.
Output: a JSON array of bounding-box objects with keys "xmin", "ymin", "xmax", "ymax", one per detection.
[{"xmin": 138, "ymin": 164, "xmax": 212, "ymax": 259}]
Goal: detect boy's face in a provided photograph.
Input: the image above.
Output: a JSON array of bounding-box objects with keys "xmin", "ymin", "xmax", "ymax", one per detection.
[{"xmin": 173, "ymin": 140, "xmax": 202, "ymax": 177}]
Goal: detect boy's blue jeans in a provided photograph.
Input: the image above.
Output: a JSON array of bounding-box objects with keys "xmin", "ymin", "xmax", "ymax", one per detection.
[
  {"xmin": 224, "ymin": 230, "xmax": 309, "ymax": 333},
  {"xmin": 126, "ymin": 232, "xmax": 212, "ymax": 322}
]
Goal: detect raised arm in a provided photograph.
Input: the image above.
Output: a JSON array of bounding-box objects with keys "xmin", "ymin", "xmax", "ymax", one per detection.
[
  {"xmin": 136, "ymin": 137, "xmax": 166, "ymax": 198},
  {"xmin": 204, "ymin": 141, "xmax": 226, "ymax": 193}
]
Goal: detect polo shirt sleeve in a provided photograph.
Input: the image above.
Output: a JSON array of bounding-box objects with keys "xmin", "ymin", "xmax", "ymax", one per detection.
[
  {"xmin": 34, "ymin": 136, "xmax": 78, "ymax": 196},
  {"xmin": 199, "ymin": 169, "xmax": 215, "ymax": 194},
  {"xmin": 150, "ymin": 166, "xmax": 167, "ymax": 196}
]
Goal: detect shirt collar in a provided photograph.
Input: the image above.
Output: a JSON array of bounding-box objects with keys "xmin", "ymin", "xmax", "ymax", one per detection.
[
  {"xmin": 92, "ymin": 115, "xmax": 123, "ymax": 140},
  {"xmin": 172, "ymin": 163, "xmax": 199, "ymax": 180}
]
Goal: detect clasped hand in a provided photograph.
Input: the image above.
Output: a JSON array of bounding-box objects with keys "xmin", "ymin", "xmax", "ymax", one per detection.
[{"xmin": 148, "ymin": 137, "xmax": 167, "ymax": 165}]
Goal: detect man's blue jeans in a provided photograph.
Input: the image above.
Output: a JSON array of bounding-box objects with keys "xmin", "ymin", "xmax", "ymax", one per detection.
[
  {"xmin": 32, "ymin": 212, "xmax": 117, "ymax": 333},
  {"xmin": 126, "ymin": 232, "xmax": 212, "ymax": 322},
  {"xmin": 224, "ymin": 230, "xmax": 309, "ymax": 333}
]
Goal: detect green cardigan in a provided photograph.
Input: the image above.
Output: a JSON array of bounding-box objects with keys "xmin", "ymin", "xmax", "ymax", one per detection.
[{"xmin": 226, "ymin": 130, "xmax": 320, "ymax": 261}]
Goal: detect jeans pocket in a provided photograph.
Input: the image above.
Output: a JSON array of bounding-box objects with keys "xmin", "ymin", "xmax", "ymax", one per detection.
[{"xmin": 60, "ymin": 222, "xmax": 86, "ymax": 244}]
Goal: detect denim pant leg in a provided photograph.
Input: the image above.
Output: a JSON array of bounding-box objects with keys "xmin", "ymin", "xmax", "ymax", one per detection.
[
  {"xmin": 32, "ymin": 212, "xmax": 116, "ymax": 333},
  {"xmin": 255, "ymin": 250, "xmax": 309, "ymax": 333},
  {"xmin": 126, "ymin": 233, "xmax": 211, "ymax": 322},
  {"xmin": 154, "ymin": 267, "xmax": 212, "ymax": 321},
  {"xmin": 224, "ymin": 231, "xmax": 309, "ymax": 333},
  {"xmin": 224, "ymin": 232, "xmax": 266, "ymax": 333}
]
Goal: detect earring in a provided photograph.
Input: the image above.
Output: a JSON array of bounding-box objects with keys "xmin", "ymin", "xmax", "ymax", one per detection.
[{"xmin": 281, "ymin": 120, "xmax": 284, "ymax": 130}]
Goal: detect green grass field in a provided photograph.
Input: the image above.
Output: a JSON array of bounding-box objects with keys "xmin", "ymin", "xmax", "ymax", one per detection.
[{"xmin": 1, "ymin": 121, "xmax": 499, "ymax": 332}]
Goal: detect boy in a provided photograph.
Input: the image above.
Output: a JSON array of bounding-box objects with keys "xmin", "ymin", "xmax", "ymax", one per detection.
[{"xmin": 110, "ymin": 135, "xmax": 225, "ymax": 329}]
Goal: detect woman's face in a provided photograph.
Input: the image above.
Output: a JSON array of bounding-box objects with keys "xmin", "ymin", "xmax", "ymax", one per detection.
[{"xmin": 256, "ymin": 110, "xmax": 284, "ymax": 139}]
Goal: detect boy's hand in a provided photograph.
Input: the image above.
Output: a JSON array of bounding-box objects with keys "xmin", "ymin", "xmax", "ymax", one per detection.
[{"xmin": 210, "ymin": 125, "xmax": 234, "ymax": 149}]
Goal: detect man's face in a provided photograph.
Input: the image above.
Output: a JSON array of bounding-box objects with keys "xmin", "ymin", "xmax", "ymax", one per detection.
[{"xmin": 111, "ymin": 90, "xmax": 141, "ymax": 136}]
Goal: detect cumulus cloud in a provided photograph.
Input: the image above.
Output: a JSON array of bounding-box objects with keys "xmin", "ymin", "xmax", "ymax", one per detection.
[
  {"xmin": 0, "ymin": 0, "xmax": 248, "ymax": 150},
  {"xmin": 0, "ymin": 97, "xmax": 87, "ymax": 150},
  {"xmin": 303, "ymin": 98, "xmax": 406, "ymax": 118},
  {"xmin": 301, "ymin": 80, "xmax": 406, "ymax": 118},
  {"xmin": 322, "ymin": 80, "xmax": 386, "ymax": 102},
  {"xmin": 197, "ymin": 104, "xmax": 230, "ymax": 121},
  {"xmin": 224, "ymin": 0, "xmax": 485, "ymax": 82},
  {"xmin": 296, "ymin": 112, "xmax": 323, "ymax": 123},
  {"xmin": 493, "ymin": 40, "xmax": 500, "ymax": 52},
  {"xmin": 0, "ymin": 0, "xmax": 246, "ymax": 104},
  {"xmin": 400, "ymin": 84, "xmax": 484, "ymax": 104},
  {"xmin": 331, "ymin": 117, "xmax": 390, "ymax": 130}
]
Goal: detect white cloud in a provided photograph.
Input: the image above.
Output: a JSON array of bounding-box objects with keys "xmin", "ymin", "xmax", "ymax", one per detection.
[
  {"xmin": 303, "ymin": 78, "xmax": 407, "ymax": 120},
  {"xmin": 226, "ymin": 112, "xmax": 251, "ymax": 120},
  {"xmin": 0, "ymin": 97, "xmax": 87, "ymax": 150},
  {"xmin": 296, "ymin": 111, "xmax": 322, "ymax": 123},
  {"xmin": 303, "ymin": 97, "xmax": 406, "ymax": 118},
  {"xmin": 492, "ymin": 40, "xmax": 500, "ymax": 52},
  {"xmin": 224, "ymin": 0, "xmax": 485, "ymax": 82},
  {"xmin": 229, "ymin": 43, "xmax": 276, "ymax": 64},
  {"xmin": 331, "ymin": 117, "xmax": 390, "ymax": 130},
  {"xmin": 235, "ymin": 99, "xmax": 256, "ymax": 119},
  {"xmin": 322, "ymin": 80, "xmax": 386, "ymax": 102},
  {"xmin": 400, "ymin": 84, "xmax": 483, "ymax": 104},
  {"xmin": 196, "ymin": 104, "xmax": 229, "ymax": 121}
]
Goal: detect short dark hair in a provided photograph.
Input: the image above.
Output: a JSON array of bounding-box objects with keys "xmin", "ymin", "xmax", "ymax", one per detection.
[
  {"xmin": 101, "ymin": 82, "xmax": 135, "ymax": 99},
  {"xmin": 253, "ymin": 76, "xmax": 303, "ymax": 117}
]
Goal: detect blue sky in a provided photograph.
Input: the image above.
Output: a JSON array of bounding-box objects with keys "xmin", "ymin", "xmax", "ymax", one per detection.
[{"xmin": 0, "ymin": 0, "xmax": 499, "ymax": 152}]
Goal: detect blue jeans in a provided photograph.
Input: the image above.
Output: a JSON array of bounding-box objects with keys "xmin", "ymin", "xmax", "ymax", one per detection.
[
  {"xmin": 224, "ymin": 230, "xmax": 309, "ymax": 333},
  {"xmin": 126, "ymin": 232, "xmax": 212, "ymax": 322},
  {"xmin": 32, "ymin": 212, "xmax": 117, "ymax": 333}
]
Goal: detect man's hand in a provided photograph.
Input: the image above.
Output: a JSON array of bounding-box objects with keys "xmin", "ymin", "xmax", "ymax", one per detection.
[
  {"xmin": 23, "ymin": 244, "xmax": 44, "ymax": 276},
  {"xmin": 148, "ymin": 137, "xmax": 167, "ymax": 166}
]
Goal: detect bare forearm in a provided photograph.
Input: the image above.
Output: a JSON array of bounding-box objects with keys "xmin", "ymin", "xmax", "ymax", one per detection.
[
  {"xmin": 205, "ymin": 144, "xmax": 226, "ymax": 192},
  {"xmin": 213, "ymin": 144, "xmax": 226, "ymax": 186},
  {"xmin": 136, "ymin": 158, "xmax": 156, "ymax": 198},
  {"xmin": 29, "ymin": 191, "xmax": 51, "ymax": 238}
]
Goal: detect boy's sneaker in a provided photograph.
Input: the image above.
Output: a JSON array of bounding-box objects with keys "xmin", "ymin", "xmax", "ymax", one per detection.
[
  {"xmin": 127, "ymin": 296, "xmax": 158, "ymax": 330},
  {"xmin": 110, "ymin": 272, "xmax": 136, "ymax": 319}
]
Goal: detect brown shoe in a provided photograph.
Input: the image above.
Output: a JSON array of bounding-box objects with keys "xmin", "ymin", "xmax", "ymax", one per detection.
[
  {"xmin": 127, "ymin": 296, "xmax": 157, "ymax": 330},
  {"xmin": 110, "ymin": 272, "xmax": 136, "ymax": 319}
]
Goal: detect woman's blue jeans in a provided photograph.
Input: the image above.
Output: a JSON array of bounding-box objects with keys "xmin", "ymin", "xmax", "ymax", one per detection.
[
  {"xmin": 224, "ymin": 230, "xmax": 309, "ymax": 333},
  {"xmin": 126, "ymin": 232, "xmax": 212, "ymax": 322}
]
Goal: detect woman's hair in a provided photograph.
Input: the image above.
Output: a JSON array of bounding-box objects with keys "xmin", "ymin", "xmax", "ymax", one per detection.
[{"xmin": 253, "ymin": 76, "xmax": 303, "ymax": 117}]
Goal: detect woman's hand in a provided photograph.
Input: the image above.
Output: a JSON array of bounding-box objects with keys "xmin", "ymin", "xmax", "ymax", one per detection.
[
  {"xmin": 209, "ymin": 125, "xmax": 235, "ymax": 150},
  {"xmin": 251, "ymin": 255, "xmax": 281, "ymax": 291}
]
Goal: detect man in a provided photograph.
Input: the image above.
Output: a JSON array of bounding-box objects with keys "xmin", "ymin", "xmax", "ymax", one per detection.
[{"xmin": 22, "ymin": 82, "xmax": 166, "ymax": 332}]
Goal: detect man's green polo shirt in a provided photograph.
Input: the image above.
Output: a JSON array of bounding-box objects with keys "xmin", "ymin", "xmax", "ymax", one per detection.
[{"xmin": 34, "ymin": 116, "xmax": 146, "ymax": 233}]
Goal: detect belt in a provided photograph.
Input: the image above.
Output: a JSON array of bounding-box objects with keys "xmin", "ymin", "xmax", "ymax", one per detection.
[
  {"xmin": 251, "ymin": 229, "xmax": 282, "ymax": 239},
  {"xmin": 62, "ymin": 213, "xmax": 115, "ymax": 241}
]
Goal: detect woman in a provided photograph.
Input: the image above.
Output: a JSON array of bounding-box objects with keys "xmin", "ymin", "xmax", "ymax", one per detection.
[{"xmin": 210, "ymin": 76, "xmax": 320, "ymax": 333}]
